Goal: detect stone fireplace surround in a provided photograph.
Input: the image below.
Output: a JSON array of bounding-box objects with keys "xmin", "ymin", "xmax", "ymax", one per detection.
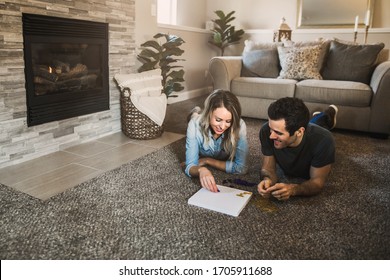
[{"xmin": 0, "ymin": 0, "xmax": 136, "ymax": 168}]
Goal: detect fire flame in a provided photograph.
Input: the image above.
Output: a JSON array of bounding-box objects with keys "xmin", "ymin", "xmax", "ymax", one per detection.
[{"xmin": 48, "ymin": 66, "xmax": 53, "ymax": 73}]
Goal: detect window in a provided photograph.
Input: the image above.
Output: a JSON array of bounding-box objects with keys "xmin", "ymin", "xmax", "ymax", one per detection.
[{"xmin": 157, "ymin": 0, "xmax": 177, "ymax": 25}]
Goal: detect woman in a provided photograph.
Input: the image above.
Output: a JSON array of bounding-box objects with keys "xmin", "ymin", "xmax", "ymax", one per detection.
[{"xmin": 184, "ymin": 89, "xmax": 248, "ymax": 192}]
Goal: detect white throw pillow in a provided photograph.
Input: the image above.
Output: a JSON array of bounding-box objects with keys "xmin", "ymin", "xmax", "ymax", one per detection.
[{"xmin": 243, "ymin": 39, "xmax": 281, "ymax": 53}]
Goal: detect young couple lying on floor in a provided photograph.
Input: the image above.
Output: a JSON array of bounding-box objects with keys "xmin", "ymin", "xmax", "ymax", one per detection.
[{"xmin": 183, "ymin": 89, "xmax": 338, "ymax": 201}]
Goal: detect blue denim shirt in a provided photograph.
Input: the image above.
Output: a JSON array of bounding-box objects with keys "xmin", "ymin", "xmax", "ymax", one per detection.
[{"xmin": 184, "ymin": 117, "xmax": 248, "ymax": 177}]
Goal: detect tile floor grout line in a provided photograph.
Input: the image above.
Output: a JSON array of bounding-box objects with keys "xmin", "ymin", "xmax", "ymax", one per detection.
[
  {"xmin": 60, "ymin": 149, "xmax": 89, "ymax": 158},
  {"xmin": 6, "ymin": 162, "xmax": 69, "ymax": 187},
  {"xmin": 9, "ymin": 162, "xmax": 99, "ymax": 188},
  {"xmin": 71, "ymin": 162, "xmax": 102, "ymax": 172},
  {"xmin": 60, "ymin": 141, "xmax": 118, "ymax": 157},
  {"xmin": 95, "ymin": 138, "xmax": 137, "ymax": 146},
  {"xmin": 60, "ymin": 141, "xmax": 136, "ymax": 160},
  {"xmin": 70, "ymin": 142, "xmax": 166, "ymax": 173}
]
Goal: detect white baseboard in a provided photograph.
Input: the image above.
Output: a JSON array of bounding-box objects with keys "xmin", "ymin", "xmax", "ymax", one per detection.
[{"xmin": 167, "ymin": 87, "xmax": 211, "ymax": 104}]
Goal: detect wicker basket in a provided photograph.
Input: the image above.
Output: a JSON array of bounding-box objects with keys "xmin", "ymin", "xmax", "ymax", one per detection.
[{"xmin": 120, "ymin": 89, "xmax": 164, "ymax": 140}]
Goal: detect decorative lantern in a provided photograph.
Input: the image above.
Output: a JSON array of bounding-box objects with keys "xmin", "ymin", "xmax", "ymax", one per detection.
[{"xmin": 273, "ymin": 17, "xmax": 292, "ymax": 42}]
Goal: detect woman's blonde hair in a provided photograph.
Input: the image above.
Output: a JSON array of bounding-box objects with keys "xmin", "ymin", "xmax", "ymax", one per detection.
[{"xmin": 199, "ymin": 89, "xmax": 242, "ymax": 161}]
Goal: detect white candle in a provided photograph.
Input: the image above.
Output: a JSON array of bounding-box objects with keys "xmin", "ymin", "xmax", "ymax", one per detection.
[
  {"xmin": 365, "ymin": 10, "xmax": 370, "ymax": 26},
  {"xmin": 354, "ymin": 15, "xmax": 359, "ymax": 32}
]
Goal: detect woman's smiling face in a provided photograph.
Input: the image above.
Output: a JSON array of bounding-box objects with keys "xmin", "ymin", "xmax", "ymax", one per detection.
[{"xmin": 210, "ymin": 107, "xmax": 232, "ymax": 137}]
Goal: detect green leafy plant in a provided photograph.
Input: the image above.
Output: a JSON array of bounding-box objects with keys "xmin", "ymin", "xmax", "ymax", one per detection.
[
  {"xmin": 137, "ymin": 33, "xmax": 185, "ymax": 98},
  {"xmin": 208, "ymin": 10, "xmax": 245, "ymax": 56}
]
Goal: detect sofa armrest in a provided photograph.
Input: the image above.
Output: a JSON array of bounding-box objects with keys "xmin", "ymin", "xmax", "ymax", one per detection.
[
  {"xmin": 369, "ymin": 61, "xmax": 390, "ymax": 134},
  {"xmin": 209, "ymin": 56, "xmax": 242, "ymax": 90}
]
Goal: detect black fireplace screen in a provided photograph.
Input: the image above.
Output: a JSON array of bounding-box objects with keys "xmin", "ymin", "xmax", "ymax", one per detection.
[
  {"xmin": 22, "ymin": 13, "xmax": 109, "ymax": 126},
  {"xmin": 32, "ymin": 42, "xmax": 103, "ymax": 96}
]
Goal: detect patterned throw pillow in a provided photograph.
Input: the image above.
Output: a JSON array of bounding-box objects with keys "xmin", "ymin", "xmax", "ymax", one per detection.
[
  {"xmin": 283, "ymin": 39, "xmax": 331, "ymax": 72},
  {"xmin": 277, "ymin": 45, "xmax": 322, "ymax": 80}
]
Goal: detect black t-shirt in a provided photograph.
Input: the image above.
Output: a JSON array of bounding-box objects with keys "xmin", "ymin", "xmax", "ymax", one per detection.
[{"xmin": 259, "ymin": 122, "xmax": 335, "ymax": 179}]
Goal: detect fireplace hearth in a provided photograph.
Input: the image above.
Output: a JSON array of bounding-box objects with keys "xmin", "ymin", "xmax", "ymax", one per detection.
[{"xmin": 22, "ymin": 13, "xmax": 109, "ymax": 126}]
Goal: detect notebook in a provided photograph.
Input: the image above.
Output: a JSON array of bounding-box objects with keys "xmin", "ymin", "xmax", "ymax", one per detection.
[{"xmin": 188, "ymin": 185, "xmax": 253, "ymax": 217}]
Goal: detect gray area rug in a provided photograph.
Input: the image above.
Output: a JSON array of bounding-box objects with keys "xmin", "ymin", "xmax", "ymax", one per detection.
[{"xmin": 1, "ymin": 118, "xmax": 389, "ymax": 259}]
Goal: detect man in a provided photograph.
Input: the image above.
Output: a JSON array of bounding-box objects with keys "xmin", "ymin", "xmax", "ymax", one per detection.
[{"xmin": 257, "ymin": 97, "xmax": 337, "ymax": 200}]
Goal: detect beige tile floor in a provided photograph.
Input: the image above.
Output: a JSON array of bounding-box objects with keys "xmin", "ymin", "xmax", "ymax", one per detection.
[{"xmin": 0, "ymin": 131, "xmax": 184, "ymax": 200}]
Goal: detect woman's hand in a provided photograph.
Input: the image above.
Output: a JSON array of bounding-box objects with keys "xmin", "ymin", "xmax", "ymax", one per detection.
[
  {"xmin": 198, "ymin": 157, "xmax": 209, "ymax": 167},
  {"xmin": 198, "ymin": 167, "xmax": 218, "ymax": 192}
]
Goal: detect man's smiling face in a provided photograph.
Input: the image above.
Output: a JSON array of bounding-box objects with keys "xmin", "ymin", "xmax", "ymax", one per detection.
[{"xmin": 268, "ymin": 118, "xmax": 304, "ymax": 149}]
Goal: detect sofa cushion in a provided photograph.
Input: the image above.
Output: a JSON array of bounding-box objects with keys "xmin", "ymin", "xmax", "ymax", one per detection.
[
  {"xmin": 241, "ymin": 40, "xmax": 281, "ymax": 78},
  {"xmin": 243, "ymin": 40, "xmax": 281, "ymax": 53},
  {"xmin": 241, "ymin": 49, "xmax": 280, "ymax": 78},
  {"xmin": 277, "ymin": 45, "xmax": 322, "ymax": 80},
  {"xmin": 295, "ymin": 79, "xmax": 372, "ymax": 107},
  {"xmin": 231, "ymin": 77, "xmax": 297, "ymax": 99},
  {"xmin": 332, "ymin": 38, "xmax": 389, "ymax": 64},
  {"xmin": 322, "ymin": 40, "xmax": 385, "ymax": 85}
]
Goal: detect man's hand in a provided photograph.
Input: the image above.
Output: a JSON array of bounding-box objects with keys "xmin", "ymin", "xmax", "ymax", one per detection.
[
  {"xmin": 257, "ymin": 178, "xmax": 273, "ymax": 199},
  {"xmin": 267, "ymin": 183, "xmax": 296, "ymax": 201}
]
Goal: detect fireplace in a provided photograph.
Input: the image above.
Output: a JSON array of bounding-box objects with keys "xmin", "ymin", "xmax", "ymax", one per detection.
[{"xmin": 22, "ymin": 13, "xmax": 109, "ymax": 126}]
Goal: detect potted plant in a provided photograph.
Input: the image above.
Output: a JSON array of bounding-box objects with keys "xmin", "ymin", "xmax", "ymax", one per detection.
[
  {"xmin": 208, "ymin": 10, "xmax": 245, "ymax": 56},
  {"xmin": 137, "ymin": 33, "xmax": 185, "ymax": 98}
]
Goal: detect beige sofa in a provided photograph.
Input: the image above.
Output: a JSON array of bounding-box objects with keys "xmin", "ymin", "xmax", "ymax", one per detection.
[{"xmin": 209, "ymin": 39, "xmax": 390, "ymax": 137}]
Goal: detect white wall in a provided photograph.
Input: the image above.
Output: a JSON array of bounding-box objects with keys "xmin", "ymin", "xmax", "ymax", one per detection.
[
  {"xmin": 158, "ymin": 26, "xmax": 216, "ymax": 101},
  {"xmin": 207, "ymin": 0, "xmax": 297, "ymax": 30},
  {"xmin": 373, "ymin": 0, "xmax": 390, "ymax": 27},
  {"xmin": 135, "ymin": 0, "xmax": 390, "ymax": 101},
  {"xmin": 207, "ymin": 0, "xmax": 390, "ymax": 29},
  {"xmin": 211, "ymin": 0, "xmax": 390, "ymax": 55},
  {"xmin": 177, "ymin": 0, "xmax": 208, "ymax": 29},
  {"xmin": 135, "ymin": 0, "xmax": 158, "ymax": 51},
  {"xmin": 135, "ymin": 0, "xmax": 214, "ymax": 102}
]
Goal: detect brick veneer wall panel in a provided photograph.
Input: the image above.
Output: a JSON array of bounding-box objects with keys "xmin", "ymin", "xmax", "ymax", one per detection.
[{"xmin": 0, "ymin": 0, "xmax": 136, "ymax": 168}]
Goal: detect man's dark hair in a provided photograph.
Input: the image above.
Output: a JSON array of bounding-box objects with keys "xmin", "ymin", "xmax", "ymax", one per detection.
[{"xmin": 268, "ymin": 97, "xmax": 310, "ymax": 135}]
